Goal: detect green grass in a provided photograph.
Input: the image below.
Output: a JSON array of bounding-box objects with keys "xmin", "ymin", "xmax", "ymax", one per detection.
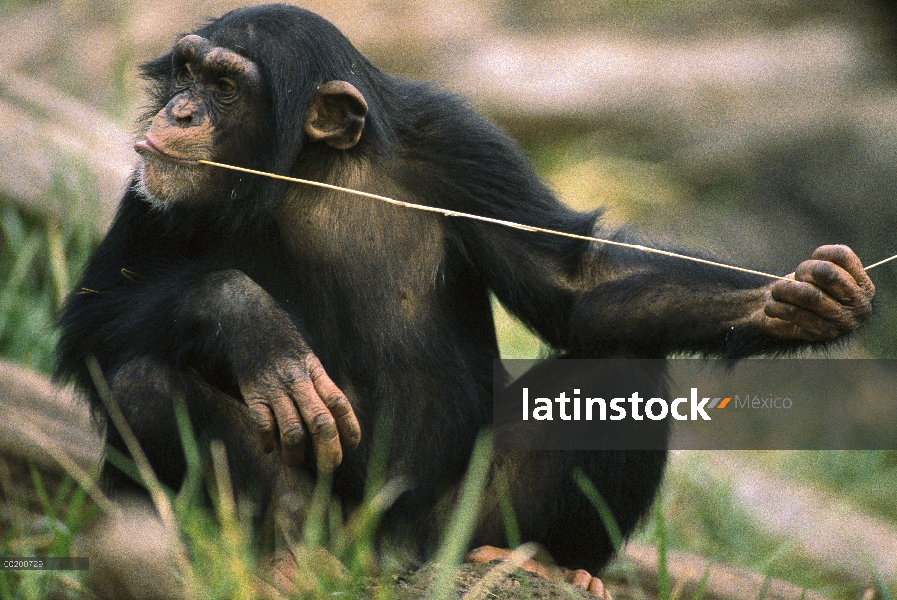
[
  {"xmin": 0, "ymin": 464, "xmax": 100, "ymax": 599},
  {"xmin": 0, "ymin": 409, "xmax": 498, "ymax": 600},
  {"xmin": 0, "ymin": 201, "xmax": 95, "ymax": 374}
]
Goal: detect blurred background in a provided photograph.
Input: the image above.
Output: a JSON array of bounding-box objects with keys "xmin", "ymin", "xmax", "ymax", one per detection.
[{"xmin": 1, "ymin": 0, "xmax": 896, "ymax": 597}]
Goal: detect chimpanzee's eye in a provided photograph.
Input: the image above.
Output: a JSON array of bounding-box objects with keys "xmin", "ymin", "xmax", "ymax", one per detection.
[
  {"xmin": 173, "ymin": 62, "xmax": 195, "ymax": 89},
  {"xmin": 216, "ymin": 77, "xmax": 238, "ymax": 97}
]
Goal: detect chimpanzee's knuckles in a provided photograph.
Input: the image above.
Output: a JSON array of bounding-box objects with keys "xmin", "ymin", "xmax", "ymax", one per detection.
[
  {"xmin": 810, "ymin": 244, "xmax": 865, "ymax": 276},
  {"xmin": 273, "ymin": 359, "xmax": 309, "ymax": 386},
  {"xmin": 278, "ymin": 420, "xmax": 306, "ymax": 447},
  {"xmin": 802, "ymin": 260, "xmax": 869, "ymax": 305},
  {"xmin": 307, "ymin": 356, "xmax": 354, "ymax": 416},
  {"xmin": 811, "ymin": 245, "xmax": 876, "ymax": 295},
  {"xmin": 764, "ymin": 302, "xmax": 838, "ymax": 340},
  {"xmin": 246, "ymin": 398, "xmax": 278, "ymax": 451},
  {"xmin": 325, "ymin": 393, "xmax": 352, "ymax": 418},
  {"xmin": 771, "ymin": 279, "xmax": 824, "ymax": 310},
  {"xmin": 247, "ymin": 402, "xmax": 272, "ymax": 426},
  {"xmin": 300, "ymin": 354, "xmax": 361, "ymax": 448},
  {"xmin": 788, "ymin": 258, "xmax": 872, "ymax": 334},
  {"xmin": 764, "ymin": 299, "xmax": 792, "ymax": 321},
  {"xmin": 795, "ymin": 259, "xmax": 840, "ymax": 288},
  {"xmin": 304, "ymin": 353, "xmax": 327, "ymax": 377},
  {"xmin": 764, "ymin": 302, "xmax": 803, "ymax": 331},
  {"xmin": 328, "ymin": 395, "xmax": 361, "ymax": 448},
  {"xmin": 310, "ymin": 412, "xmax": 339, "ymax": 443},
  {"xmin": 811, "ymin": 244, "xmax": 853, "ymax": 262}
]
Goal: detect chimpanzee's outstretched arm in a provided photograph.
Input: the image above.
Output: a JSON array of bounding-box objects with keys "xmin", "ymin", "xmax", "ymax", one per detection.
[
  {"xmin": 567, "ymin": 242, "xmax": 873, "ymax": 357},
  {"xmin": 455, "ymin": 207, "xmax": 873, "ymax": 358},
  {"xmin": 407, "ymin": 99, "xmax": 873, "ymax": 358}
]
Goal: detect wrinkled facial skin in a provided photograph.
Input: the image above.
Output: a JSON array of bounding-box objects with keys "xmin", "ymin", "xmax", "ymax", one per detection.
[{"xmin": 134, "ymin": 35, "xmax": 267, "ymax": 207}]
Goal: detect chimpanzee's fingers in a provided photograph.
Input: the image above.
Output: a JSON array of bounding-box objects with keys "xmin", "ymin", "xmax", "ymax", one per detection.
[
  {"xmin": 268, "ymin": 392, "xmax": 307, "ymax": 467},
  {"xmin": 793, "ymin": 259, "xmax": 864, "ymax": 307},
  {"xmin": 289, "ymin": 374, "xmax": 342, "ymax": 473},
  {"xmin": 767, "ymin": 245, "xmax": 875, "ymax": 340},
  {"xmin": 810, "ymin": 244, "xmax": 875, "ymax": 297},
  {"xmin": 246, "ymin": 399, "xmax": 279, "ymax": 454},
  {"xmin": 307, "ymin": 354, "xmax": 361, "ymax": 449},
  {"xmin": 770, "ymin": 278, "xmax": 842, "ymax": 321},
  {"xmin": 764, "ymin": 299, "xmax": 839, "ymax": 340}
]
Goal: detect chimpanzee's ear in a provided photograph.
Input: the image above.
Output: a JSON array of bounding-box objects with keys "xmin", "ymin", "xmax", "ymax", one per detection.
[{"xmin": 303, "ymin": 81, "xmax": 368, "ymax": 150}]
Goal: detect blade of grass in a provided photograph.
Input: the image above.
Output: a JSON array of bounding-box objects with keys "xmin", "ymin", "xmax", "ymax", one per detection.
[
  {"xmin": 329, "ymin": 497, "xmax": 343, "ymax": 555},
  {"xmin": 0, "ymin": 204, "xmax": 27, "ymax": 248},
  {"xmin": 86, "ymin": 356, "xmax": 198, "ymax": 599},
  {"xmin": 343, "ymin": 475, "xmax": 410, "ymax": 577},
  {"xmin": 572, "ymin": 467, "xmax": 624, "ymax": 552},
  {"xmin": 61, "ymin": 475, "xmax": 100, "ymax": 537},
  {"xmin": 27, "ymin": 464, "xmax": 55, "ymax": 524},
  {"xmin": 209, "ymin": 440, "xmax": 254, "ymax": 599},
  {"xmin": 691, "ymin": 562, "xmax": 712, "ymax": 600},
  {"xmin": 495, "ymin": 469, "xmax": 521, "ymax": 549},
  {"xmin": 655, "ymin": 501, "xmax": 669, "ymax": 600},
  {"xmin": 431, "ymin": 431, "xmax": 493, "ymax": 600},
  {"xmin": 8, "ymin": 404, "xmax": 114, "ymax": 513},
  {"xmin": 102, "ymin": 445, "xmax": 146, "ymax": 490},
  {"xmin": 755, "ymin": 573, "xmax": 771, "ymax": 600},
  {"xmin": 363, "ymin": 412, "xmax": 393, "ymax": 502},
  {"xmin": 172, "ymin": 394, "xmax": 204, "ymax": 514},
  {"xmin": 86, "ymin": 356, "xmax": 176, "ymax": 529},
  {"xmin": 867, "ymin": 560, "xmax": 893, "ymax": 600},
  {"xmin": 302, "ymin": 472, "xmax": 333, "ymax": 548},
  {"xmin": 46, "ymin": 219, "xmax": 68, "ymax": 312},
  {"xmin": 49, "ymin": 474, "xmax": 75, "ymax": 521},
  {"xmin": 339, "ymin": 413, "xmax": 409, "ymax": 574}
]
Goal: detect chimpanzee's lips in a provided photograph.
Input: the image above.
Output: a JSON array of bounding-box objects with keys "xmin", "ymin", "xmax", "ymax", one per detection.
[{"xmin": 134, "ymin": 137, "xmax": 199, "ymax": 166}]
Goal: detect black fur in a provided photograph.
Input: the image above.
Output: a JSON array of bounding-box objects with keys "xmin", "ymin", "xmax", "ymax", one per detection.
[{"xmin": 57, "ymin": 4, "xmax": 803, "ymax": 572}]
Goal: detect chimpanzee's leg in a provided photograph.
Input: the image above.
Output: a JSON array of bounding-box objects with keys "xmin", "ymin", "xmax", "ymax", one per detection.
[
  {"xmin": 469, "ymin": 358, "xmax": 669, "ymax": 573},
  {"xmin": 101, "ymin": 356, "xmax": 280, "ymax": 516},
  {"xmin": 471, "ymin": 449, "xmax": 667, "ymax": 573}
]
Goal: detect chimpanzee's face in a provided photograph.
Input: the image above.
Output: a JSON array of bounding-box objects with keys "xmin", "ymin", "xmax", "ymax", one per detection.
[{"xmin": 134, "ymin": 35, "xmax": 268, "ymax": 207}]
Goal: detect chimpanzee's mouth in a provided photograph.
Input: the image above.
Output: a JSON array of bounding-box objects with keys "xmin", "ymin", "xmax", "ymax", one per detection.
[{"xmin": 134, "ymin": 137, "xmax": 199, "ymax": 166}]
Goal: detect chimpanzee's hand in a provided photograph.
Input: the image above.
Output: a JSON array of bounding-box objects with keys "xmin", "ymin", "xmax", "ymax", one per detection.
[
  {"xmin": 240, "ymin": 352, "xmax": 361, "ymax": 473},
  {"xmin": 759, "ymin": 245, "xmax": 874, "ymax": 341}
]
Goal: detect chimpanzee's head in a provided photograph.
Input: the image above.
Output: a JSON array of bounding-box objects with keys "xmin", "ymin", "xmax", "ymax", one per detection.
[{"xmin": 133, "ymin": 4, "xmax": 372, "ymax": 213}]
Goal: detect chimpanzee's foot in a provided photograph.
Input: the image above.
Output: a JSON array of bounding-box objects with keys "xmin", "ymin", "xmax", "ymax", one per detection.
[{"xmin": 466, "ymin": 545, "xmax": 612, "ymax": 599}]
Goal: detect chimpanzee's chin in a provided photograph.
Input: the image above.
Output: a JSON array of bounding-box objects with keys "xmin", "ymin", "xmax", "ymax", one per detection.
[{"xmin": 134, "ymin": 159, "xmax": 204, "ymax": 208}]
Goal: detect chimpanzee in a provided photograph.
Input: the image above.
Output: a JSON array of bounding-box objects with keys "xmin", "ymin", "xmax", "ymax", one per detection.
[{"xmin": 56, "ymin": 3, "xmax": 874, "ymax": 594}]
